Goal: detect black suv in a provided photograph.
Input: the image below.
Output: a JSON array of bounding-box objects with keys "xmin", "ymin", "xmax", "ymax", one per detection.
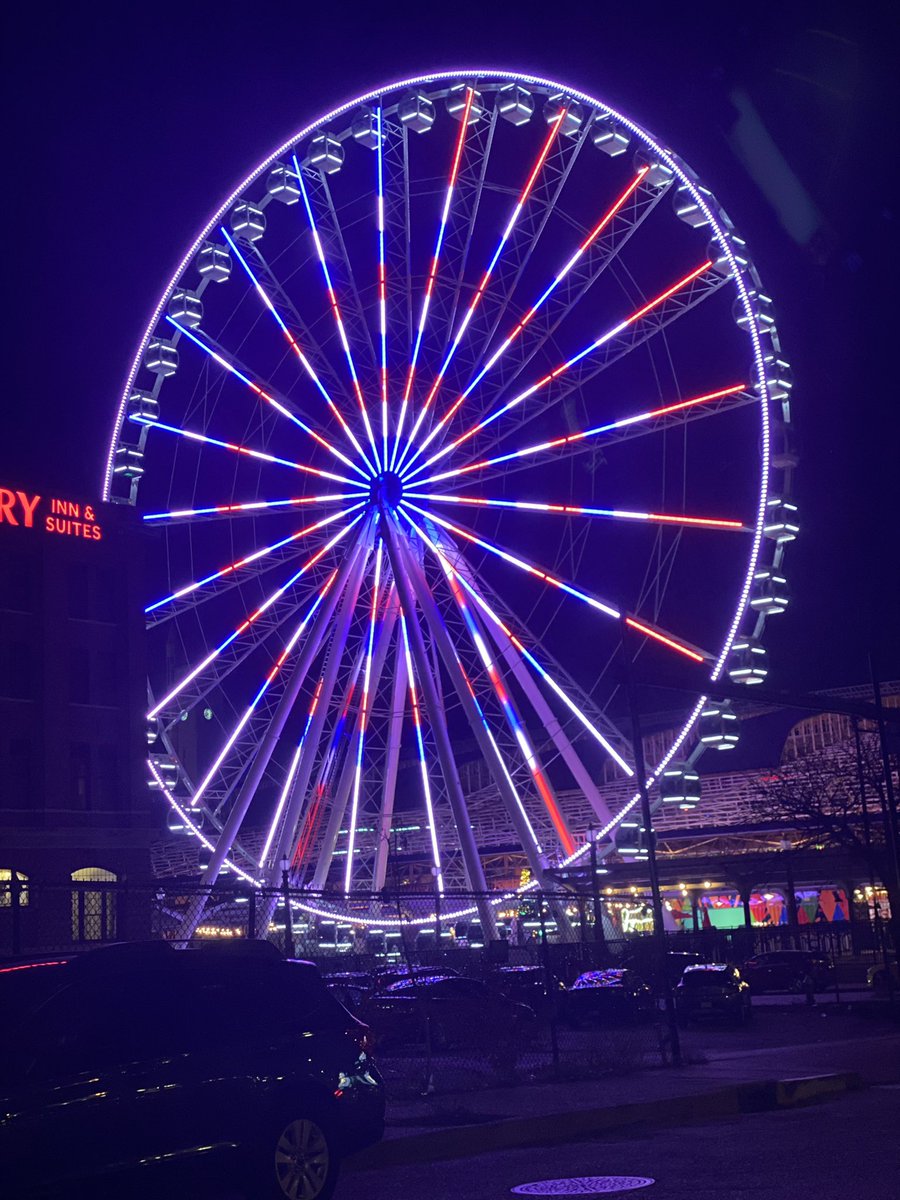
[{"xmin": 0, "ymin": 941, "xmax": 384, "ymax": 1199}]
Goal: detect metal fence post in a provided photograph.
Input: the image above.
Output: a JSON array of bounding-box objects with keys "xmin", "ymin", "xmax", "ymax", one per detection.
[
  {"xmin": 247, "ymin": 888, "xmax": 257, "ymax": 940},
  {"xmin": 282, "ymin": 867, "xmax": 294, "ymax": 958},
  {"xmin": 539, "ymin": 893, "xmax": 560, "ymax": 1075},
  {"xmin": 10, "ymin": 870, "xmax": 22, "ymax": 956}
]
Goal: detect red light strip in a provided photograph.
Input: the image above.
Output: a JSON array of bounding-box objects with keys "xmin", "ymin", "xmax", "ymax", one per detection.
[
  {"xmin": 393, "ymin": 88, "xmax": 474, "ymax": 465},
  {"xmin": 398, "ymin": 111, "xmax": 566, "ymax": 470},
  {"xmin": 407, "ymin": 492, "xmax": 745, "ymax": 530},
  {"xmin": 412, "ymin": 167, "xmax": 652, "ymax": 459},
  {"xmin": 408, "ymin": 258, "xmax": 715, "ymax": 479},
  {"xmin": 417, "ymin": 383, "xmax": 748, "ymax": 487}
]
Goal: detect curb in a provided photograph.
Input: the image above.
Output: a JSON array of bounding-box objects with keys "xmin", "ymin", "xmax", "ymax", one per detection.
[{"xmin": 345, "ymin": 1072, "xmax": 862, "ymax": 1172}]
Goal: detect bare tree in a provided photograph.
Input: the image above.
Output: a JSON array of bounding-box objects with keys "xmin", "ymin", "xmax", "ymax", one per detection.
[{"xmin": 754, "ymin": 732, "xmax": 899, "ymax": 947}]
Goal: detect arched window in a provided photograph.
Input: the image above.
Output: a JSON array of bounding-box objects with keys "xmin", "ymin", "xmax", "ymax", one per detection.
[
  {"xmin": 0, "ymin": 868, "xmax": 29, "ymax": 908},
  {"xmin": 71, "ymin": 867, "xmax": 117, "ymax": 941}
]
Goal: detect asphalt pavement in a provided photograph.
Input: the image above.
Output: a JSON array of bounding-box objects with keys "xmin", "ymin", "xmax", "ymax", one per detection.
[{"xmin": 339, "ymin": 1085, "xmax": 900, "ymax": 1200}]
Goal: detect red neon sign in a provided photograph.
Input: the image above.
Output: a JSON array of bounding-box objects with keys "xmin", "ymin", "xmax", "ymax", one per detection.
[{"xmin": 0, "ymin": 488, "xmax": 103, "ymax": 541}]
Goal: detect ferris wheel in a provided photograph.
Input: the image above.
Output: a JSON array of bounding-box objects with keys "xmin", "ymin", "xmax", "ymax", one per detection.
[{"xmin": 104, "ymin": 70, "xmax": 796, "ymax": 937}]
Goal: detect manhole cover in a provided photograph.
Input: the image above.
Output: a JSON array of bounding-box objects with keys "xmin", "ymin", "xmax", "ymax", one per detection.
[{"xmin": 511, "ymin": 1177, "xmax": 655, "ymax": 1195}]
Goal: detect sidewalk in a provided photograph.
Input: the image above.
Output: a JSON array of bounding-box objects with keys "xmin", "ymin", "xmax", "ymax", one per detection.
[{"xmin": 346, "ymin": 1029, "xmax": 900, "ymax": 1171}]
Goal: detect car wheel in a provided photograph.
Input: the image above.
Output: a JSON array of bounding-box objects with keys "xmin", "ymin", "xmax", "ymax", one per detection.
[{"xmin": 257, "ymin": 1113, "xmax": 339, "ymax": 1200}]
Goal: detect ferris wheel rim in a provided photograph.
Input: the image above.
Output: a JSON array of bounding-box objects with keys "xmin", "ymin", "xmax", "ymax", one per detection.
[{"xmin": 114, "ymin": 68, "xmax": 791, "ymax": 927}]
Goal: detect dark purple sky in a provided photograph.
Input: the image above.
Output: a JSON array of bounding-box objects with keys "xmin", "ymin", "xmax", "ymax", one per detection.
[{"xmin": 3, "ymin": 3, "xmax": 897, "ymax": 691}]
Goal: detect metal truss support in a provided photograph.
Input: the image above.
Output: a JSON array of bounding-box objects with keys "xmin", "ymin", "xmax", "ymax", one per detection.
[{"xmin": 381, "ymin": 517, "xmax": 498, "ymax": 939}]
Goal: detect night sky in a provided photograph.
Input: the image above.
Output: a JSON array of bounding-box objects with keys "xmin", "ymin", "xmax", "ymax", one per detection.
[{"xmin": 4, "ymin": 3, "xmax": 898, "ymax": 695}]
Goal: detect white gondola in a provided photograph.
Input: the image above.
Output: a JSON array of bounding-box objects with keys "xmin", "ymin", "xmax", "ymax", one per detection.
[
  {"xmin": 167, "ymin": 288, "xmax": 203, "ymax": 328},
  {"xmin": 144, "ymin": 338, "xmax": 178, "ymax": 377},
  {"xmin": 707, "ymin": 232, "xmax": 749, "ymax": 277},
  {"xmin": 770, "ymin": 421, "xmax": 799, "ymax": 471},
  {"xmin": 543, "ymin": 93, "xmax": 584, "ymax": 137},
  {"xmin": 127, "ymin": 389, "xmax": 159, "ymax": 424},
  {"xmin": 497, "ymin": 83, "xmax": 533, "ymax": 125},
  {"xmin": 266, "ymin": 164, "xmax": 301, "ymax": 204},
  {"xmin": 146, "ymin": 716, "xmax": 160, "ymax": 745},
  {"xmin": 591, "ymin": 115, "xmax": 629, "ymax": 156},
  {"xmin": 398, "ymin": 89, "xmax": 435, "ymax": 133},
  {"xmin": 728, "ymin": 636, "xmax": 768, "ymax": 685},
  {"xmin": 763, "ymin": 497, "xmax": 800, "ymax": 543},
  {"xmin": 659, "ymin": 761, "xmax": 701, "ymax": 809},
  {"xmin": 750, "ymin": 566, "xmax": 790, "ymax": 615},
  {"xmin": 351, "ymin": 107, "xmax": 379, "ymax": 149},
  {"xmin": 309, "ymin": 133, "xmax": 344, "ymax": 175},
  {"xmin": 113, "ymin": 446, "xmax": 144, "ymax": 479},
  {"xmin": 197, "ymin": 242, "xmax": 231, "ymax": 282},
  {"xmin": 230, "ymin": 201, "xmax": 266, "ymax": 241},
  {"xmin": 673, "ymin": 183, "xmax": 712, "ymax": 229},
  {"xmin": 698, "ymin": 700, "xmax": 740, "ymax": 749},
  {"xmin": 615, "ymin": 821, "xmax": 650, "ymax": 860},
  {"xmin": 446, "ymin": 84, "xmax": 483, "ymax": 123},
  {"xmin": 734, "ymin": 291, "xmax": 775, "ymax": 332},
  {"xmin": 764, "ymin": 355, "xmax": 793, "ymax": 402},
  {"xmin": 633, "ymin": 150, "xmax": 674, "ymax": 189}
]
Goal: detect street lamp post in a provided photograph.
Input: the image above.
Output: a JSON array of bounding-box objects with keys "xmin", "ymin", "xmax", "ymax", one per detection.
[{"xmin": 620, "ymin": 616, "xmax": 681, "ymax": 1066}]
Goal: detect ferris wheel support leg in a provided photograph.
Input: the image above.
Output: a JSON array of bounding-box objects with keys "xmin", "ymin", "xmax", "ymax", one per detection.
[
  {"xmin": 373, "ymin": 611, "xmax": 408, "ymax": 892},
  {"xmin": 381, "ymin": 518, "xmax": 498, "ymax": 941},
  {"xmin": 309, "ymin": 595, "xmax": 399, "ymax": 892},
  {"xmin": 259, "ymin": 535, "xmax": 375, "ymax": 900},
  {"xmin": 291, "ymin": 645, "xmax": 366, "ymax": 888},
  {"xmin": 174, "ymin": 528, "xmax": 370, "ymax": 943},
  {"xmin": 388, "ymin": 515, "xmax": 571, "ymax": 935}
]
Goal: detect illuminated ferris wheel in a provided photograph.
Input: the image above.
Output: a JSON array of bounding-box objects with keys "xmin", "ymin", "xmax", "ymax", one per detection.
[{"xmin": 104, "ymin": 70, "xmax": 796, "ymax": 936}]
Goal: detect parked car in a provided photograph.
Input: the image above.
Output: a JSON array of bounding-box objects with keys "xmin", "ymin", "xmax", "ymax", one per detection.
[
  {"xmin": 360, "ymin": 972, "xmax": 535, "ymax": 1050},
  {"xmin": 741, "ymin": 950, "xmax": 834, "ymax": 993},
  {"xmin": 622, "ymin": 949, "xmax": 706, "ymax": 990},
  {"xmin": 0, "ymin": 941, "xmax": 384, "ymax": 1200},
  {"xmin": 675, "ymin": 963, "xmax": 752, "ymax": 1025},
  {"xmin": 369, "ymin": 963, "xmax": 460, "ymax": 992},
  {"xmin": 323, "ymin": 970, "xmax": 374, "ymax": 1013},
  {"xmin": 490, "ymin": 964, "xmax": 566, "ymax": 1019},
  {"xmin": 562, "ymin": 969, "xmax": 656, "ymax": 1026}
]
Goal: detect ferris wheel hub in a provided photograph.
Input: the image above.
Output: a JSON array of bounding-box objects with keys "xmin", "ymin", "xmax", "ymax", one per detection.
[{"xmin": 370, "ymin": 470, "xmax": 404, "ymax": 510}]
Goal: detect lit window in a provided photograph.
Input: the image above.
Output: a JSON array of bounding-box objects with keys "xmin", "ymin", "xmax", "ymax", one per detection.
[{"xmin": 0, "ymin": 868, "xmax": 29, "ymax": 907}]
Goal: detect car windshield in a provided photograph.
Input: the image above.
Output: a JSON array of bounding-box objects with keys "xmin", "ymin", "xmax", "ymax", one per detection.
[
  {"xmin": 573, "ymin": 970, "xmax": 626, "ymax": 989},
  {"xmin": 681, "ymin": 966, "xmax": 733, "ymax": 987}
]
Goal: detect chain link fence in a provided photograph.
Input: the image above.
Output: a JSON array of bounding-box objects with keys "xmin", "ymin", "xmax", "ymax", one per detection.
[{"xmin": 2, "ymin": 878, "xmax": 892, "ymax": 1096}]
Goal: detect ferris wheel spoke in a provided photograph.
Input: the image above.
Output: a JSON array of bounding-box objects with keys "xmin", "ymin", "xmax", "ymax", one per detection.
[
  {"xmin": 128, "ymin": 413, "xmax": 364, "ymax": 488},
  {"xmin": 291, "ymin": 641, "xmax": 367, "ymax": 881},
  {"xmin": 176, "ymin": 534, "xmax": 371, "ymax": 939},
  {"xmin": 343, "ymin": 543, "xmax": 383, "ymax": 892},
  {"xmin": 381, "ymin": 519, "xmax": 496, "ymax": 928},
  {"xmin": 408, "ymin": 490, "xmax": 747, "ymax": 531},
  {"xmin": 306, "ymin": 568, "xmax": 395, "ymax": 891},
  {"xmin": 392, "ymin": 87, "xmax": 476, "ymax": 469},
  {"xmin": 258, "ymin": 674, "xmax": 324, "ymax": 868},
  {"xmin": 259, "ymin": 531, "xmax": 375, "ymax": 886},
  {"xmin": 375, "ymin": 108, "xmax": 390, "ymax": 466},
  {"xmin": 403, "ymin": 509, "xmax": 632, "ymax": 780},
  {"xmin": 403, "ymin": 502, "xmax": 710, "ymax": 665},
  {"xmin": 145, "ymin": 503, "xmax": 364, "ymax": 619},
  {"xmin": 187, "ymin": 573, "xmax": 340, "ymax": 813},
  {"xmin": 434, "ymin": 550, "xmax": 575, "ymax": 856},
  {"xmin": 221, "ymin": 226, "xmax": 379, "ymax": 473},
  {"xmin": 141, "ymin": 492, "xmax": 359, "ymax": 525},
  {"xmin": 388, "ymin": 516, "xmax": 570, "ymax": 898},
  {"xmin": 165, "ymin": 317, "xmax": 368, "ymax": 479},
  {"xmin": 292, "ymin": 156, "xmax": 381, "ymax": 470},
  {"xmin": 148, "ymin": 512, "xmax": 365, "ymax": 720},
  {"xmin": 397, "ymin": 109, "xmax": 566, "ymax": 473},
  {"xmin": 404, "ymin": 257, "xmax": 715, "ymax": 481},
  {"xmin": 398, "ymin": 612, "xmax": 444, "ymax": 892},
  {"xmin": 410, "ymin": 166, "xmax": 654, "ymax": 459},
  {"xmin": 417, "ymin": 382, "xmax": 752, "ymax": 488}
]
